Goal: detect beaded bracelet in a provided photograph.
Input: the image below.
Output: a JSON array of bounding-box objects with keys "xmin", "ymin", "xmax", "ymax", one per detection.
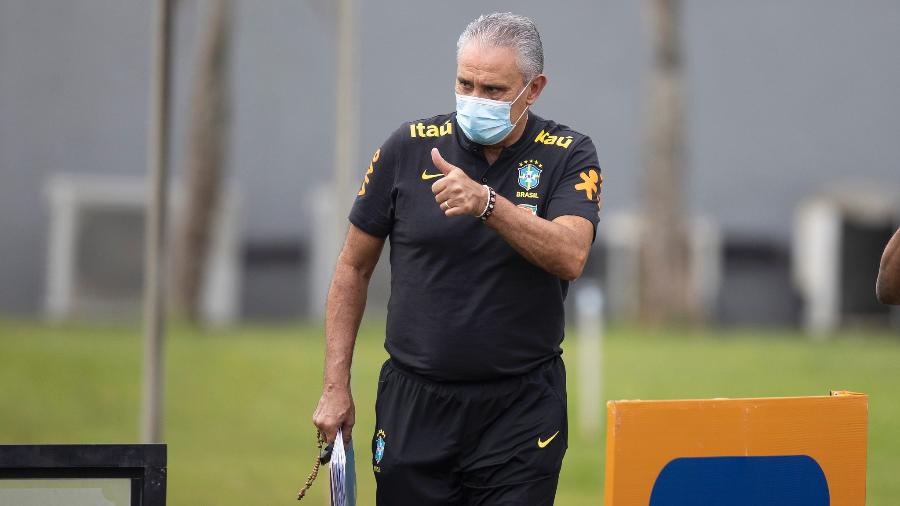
[{"xmin": 478, "ymin": 185, "xmax": 496, "ymax": 222}]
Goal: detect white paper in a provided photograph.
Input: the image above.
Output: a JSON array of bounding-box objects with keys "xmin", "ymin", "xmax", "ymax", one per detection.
[{"xmin": 330, "ymin": 428, "xmax": 357, "ymax": 506}]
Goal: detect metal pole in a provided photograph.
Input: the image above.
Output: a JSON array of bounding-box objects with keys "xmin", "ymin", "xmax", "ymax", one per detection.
[
  {"xmin": 312, "ymin": 0, "xmax": 359, "ymax": 318},
  {"xmin": 142, "ymin": 0, "xmax": 173, "ymax": 444},
  {"xmin": 334, "ymin": 0, "xmax": 359, "ymax": 208}
]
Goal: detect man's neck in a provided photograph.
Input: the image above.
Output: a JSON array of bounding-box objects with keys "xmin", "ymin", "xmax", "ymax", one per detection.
[{"xmin": 483, "ymin": 111, "xmax": 529, "ymax": 165}]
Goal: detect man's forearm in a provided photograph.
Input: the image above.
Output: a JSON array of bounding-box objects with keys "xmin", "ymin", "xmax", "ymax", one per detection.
[
  {"xmin": 485, "ymin": 195, "xmax": 590, "ymax": 281},
  {"xmin": 877, "ymin": 228, "xmax": 900, "ymax": 304},
  {"xmin": 428, "ymin": 149, "xmax": 593, "ymax": 281},
  {"xmin": 322, "ymin": 258, "xmax": 371, "ymax": 388}
]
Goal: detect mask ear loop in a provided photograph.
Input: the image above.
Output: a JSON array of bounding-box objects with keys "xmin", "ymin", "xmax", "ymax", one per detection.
[{"xmin": 511, "ymin": 77, "xmax": 535, "ymax": 127}]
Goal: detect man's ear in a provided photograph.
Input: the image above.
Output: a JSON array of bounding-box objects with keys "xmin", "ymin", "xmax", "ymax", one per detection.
[{"xmin": 526, "ymin": 75, "xmax": 548, "ymax": 105}]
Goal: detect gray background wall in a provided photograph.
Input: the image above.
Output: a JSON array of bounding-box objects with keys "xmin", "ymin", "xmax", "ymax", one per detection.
[{"xmin": 1, "ymin": 0, "xmax": 898, "ymax": 318}]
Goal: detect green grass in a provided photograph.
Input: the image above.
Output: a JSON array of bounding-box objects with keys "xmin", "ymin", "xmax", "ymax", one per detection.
[{"xmin": 1, "ymin": 319, "xmax": 898, "ymax": 504}]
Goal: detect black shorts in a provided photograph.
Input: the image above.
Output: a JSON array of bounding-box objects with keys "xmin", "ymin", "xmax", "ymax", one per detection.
[{"xmin": 371, "ymin": 356, "xmax": 568, "ymax": 505}]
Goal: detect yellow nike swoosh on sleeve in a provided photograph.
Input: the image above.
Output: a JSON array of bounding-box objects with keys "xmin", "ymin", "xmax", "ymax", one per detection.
[
  {"xmin": 421, "ymin": 170, "xmax": 445, "ymax": 180},
  {"xmin": 537, "ymin": 430, "xmax": 560, "ymax": 448}
]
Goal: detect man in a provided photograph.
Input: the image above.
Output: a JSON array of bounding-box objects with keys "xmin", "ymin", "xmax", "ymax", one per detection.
[
  {"xmin": 877, "ymin": 228, "xmax": 900, "ymax": 305},
  {"xmin": 313, "ymin": 12, "xmax": 601, "ymax": 505}
]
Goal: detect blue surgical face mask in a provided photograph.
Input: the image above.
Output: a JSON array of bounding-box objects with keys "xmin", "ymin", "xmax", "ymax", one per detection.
[{"xmin": 456, "ymin": 79, "xmax": 533, "ymax": 146}]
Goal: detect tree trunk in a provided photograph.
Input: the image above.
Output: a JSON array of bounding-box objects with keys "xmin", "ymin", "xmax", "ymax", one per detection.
[
  {"xmin": 639, "ymin": 0, "xmax": 697, "ymax": 324},
  {"xmin": 172, "ymin": 0, "xmax": 231, "ymax": 322}
]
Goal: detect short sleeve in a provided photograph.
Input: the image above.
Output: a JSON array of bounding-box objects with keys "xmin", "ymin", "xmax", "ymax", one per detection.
[
  {"xmin": 545, "ymin": 136, "xmax": 602, "ymax": 235},
  {"xmin": 348, "ymin": 127, "xmax": 404, "ymax": 238}
]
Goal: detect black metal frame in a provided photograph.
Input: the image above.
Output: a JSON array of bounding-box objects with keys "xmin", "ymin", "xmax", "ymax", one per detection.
[{"xmin": 0, "ymin": 444, "xmax": 166, "ymax": 506}]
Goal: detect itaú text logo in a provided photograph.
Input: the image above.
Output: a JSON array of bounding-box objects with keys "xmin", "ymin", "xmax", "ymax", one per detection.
[
  {"xmin": 409, "ymin": 120, "xmax": 453, "ymax": 138},
  {"xmin": 534, "ymin": 129, "xmax": 573, "ymax": 149},
  {"xmin": 649, "ymin": 455, "xmax": 829, "ymax": 506}
]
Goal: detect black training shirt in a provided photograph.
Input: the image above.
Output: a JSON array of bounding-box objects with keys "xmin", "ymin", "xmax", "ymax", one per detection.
[{"xmin": 349, "ymin": 112, "xmax": 602, "ymax": 381}]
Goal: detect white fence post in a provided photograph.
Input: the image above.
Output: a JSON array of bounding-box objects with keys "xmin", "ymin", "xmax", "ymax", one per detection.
[{"xmin": 576, "ymin": 282, "xmax": 604, "ymax": 436}]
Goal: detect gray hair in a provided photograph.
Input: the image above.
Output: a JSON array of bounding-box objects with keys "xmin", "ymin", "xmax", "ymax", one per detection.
[{"xmin": 456, "ymin": 12, "xmax": 544, "ymax": 82}]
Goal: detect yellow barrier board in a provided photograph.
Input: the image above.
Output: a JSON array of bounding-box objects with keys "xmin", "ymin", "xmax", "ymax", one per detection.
[{"xmin": 604, "ymin": 391, "xmax": 868, "ymax": 505}]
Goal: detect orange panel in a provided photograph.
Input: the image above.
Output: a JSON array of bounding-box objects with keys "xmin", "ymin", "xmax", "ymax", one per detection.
[{"xmin": 603, "ymin": 391, "xmax": 867, "ymax": 505}]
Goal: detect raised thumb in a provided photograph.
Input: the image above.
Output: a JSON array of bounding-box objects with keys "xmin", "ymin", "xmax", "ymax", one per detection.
[{"xmin": 431, "ymin": 148, "xmax": 453, "ymax": 175}]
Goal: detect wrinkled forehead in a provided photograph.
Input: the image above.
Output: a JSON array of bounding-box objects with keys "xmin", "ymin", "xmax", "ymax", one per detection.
[{"xmin": 456, "ymin": 42, "xmax": 526, "ymax": 84}]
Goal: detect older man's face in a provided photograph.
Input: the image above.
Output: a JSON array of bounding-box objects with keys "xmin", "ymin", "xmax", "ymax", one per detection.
[{"xmin": 456, "ymin": 43, "xmax": 530, "ymax": 122}]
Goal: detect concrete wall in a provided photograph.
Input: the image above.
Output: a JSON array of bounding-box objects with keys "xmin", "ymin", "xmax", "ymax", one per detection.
[{"xmin": 1, "ymin": 0, "xmax": 898, "ymax": 318}]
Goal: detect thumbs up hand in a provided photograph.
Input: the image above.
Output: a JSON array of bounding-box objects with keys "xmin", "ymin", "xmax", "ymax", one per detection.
[{"xmin": 431, "ymin": 148, "xmax": 489, "ymax": 218}]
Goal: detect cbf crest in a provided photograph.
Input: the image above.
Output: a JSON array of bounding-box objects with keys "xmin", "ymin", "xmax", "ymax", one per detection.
[
  {"xmin": 517, "ymin": 160, "xmax": 543, "ymax": 191},
  {"xmin": 374, "ymin": 429, "xmax": 386, "ymax": 464}
]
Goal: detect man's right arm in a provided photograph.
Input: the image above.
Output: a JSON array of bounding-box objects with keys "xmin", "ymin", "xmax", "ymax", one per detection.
[
  {"xmin": 312, "ymin": 223, "xmax": 385, "ymax": 443},
  {"xmin": 877, "ymin": 228, "xmax": 900, "ymax": 305}
]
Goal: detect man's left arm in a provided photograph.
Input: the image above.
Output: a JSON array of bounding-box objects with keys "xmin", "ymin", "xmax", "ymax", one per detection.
[
  {"xmin": 431, "ymin": 144, "xmax": 600, "ymax": 281},
  {"xmin": 877, "ymin": 228, "xmax": 900, "ymax": 305}
]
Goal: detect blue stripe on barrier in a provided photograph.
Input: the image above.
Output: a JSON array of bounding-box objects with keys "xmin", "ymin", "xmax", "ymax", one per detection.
[{"xmin": 649, "ymin": 455, "xmax": 829, "ymax": 506}]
